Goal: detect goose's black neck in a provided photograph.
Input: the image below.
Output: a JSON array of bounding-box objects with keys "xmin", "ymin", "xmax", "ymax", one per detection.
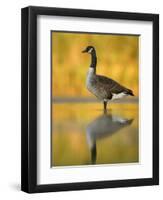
[{"xmin": 90, "ymin": 51, "xmax": 97, "ymax": 73}]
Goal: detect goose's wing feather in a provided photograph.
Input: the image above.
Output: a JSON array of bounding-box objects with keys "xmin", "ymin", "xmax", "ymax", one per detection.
[{"xmin": 96, "ymin": 75, "xmax": 134, "ymax": 96}]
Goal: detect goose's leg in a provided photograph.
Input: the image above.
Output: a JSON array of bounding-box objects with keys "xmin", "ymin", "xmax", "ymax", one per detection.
[{"xmin": 103, "ymin": 101, "xmax": 107, "ymax": 112}]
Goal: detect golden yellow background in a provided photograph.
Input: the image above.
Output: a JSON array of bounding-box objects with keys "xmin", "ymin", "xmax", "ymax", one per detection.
[{"xmin": 52, "ymin": 32, "xmax": 139, "ymax": 98}]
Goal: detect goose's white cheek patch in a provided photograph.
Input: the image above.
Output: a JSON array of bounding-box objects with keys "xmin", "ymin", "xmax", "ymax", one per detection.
[{"xmin": 88, "ymin": 48, "xmax": 93, "ymax": 53}]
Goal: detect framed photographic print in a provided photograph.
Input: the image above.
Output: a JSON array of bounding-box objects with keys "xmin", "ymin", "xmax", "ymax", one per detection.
[{"xmin": 21, "ymin": 6, "xmax": 159, "ymax": 193}]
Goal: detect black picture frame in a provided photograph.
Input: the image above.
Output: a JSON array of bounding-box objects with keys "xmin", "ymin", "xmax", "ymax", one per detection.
[{"xmin": 21, "ymin": 6, "xmax": 159, "ymax": 193}]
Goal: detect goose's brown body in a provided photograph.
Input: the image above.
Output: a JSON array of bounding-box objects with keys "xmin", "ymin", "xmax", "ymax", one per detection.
[{"xmin": 86, "ymin": 68, "xmax": 134, "ymax": 101}]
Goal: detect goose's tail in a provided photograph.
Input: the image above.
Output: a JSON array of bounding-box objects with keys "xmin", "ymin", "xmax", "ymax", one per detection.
[{"xmin": 125, "ymin": 89, "xmax": 134, "ymax": 96}]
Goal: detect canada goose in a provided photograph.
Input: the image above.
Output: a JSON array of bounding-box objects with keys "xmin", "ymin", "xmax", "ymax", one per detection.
[
  {"xmin": 86, "ymin": 112, "xmax": 133, "ymax": 164},
  {"xmin": 82, "ymin": 46, "xmax": 134, "ymax": 111}
]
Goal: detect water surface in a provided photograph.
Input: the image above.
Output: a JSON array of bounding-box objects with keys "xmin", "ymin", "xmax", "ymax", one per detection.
[{"xmin": 52, "ymin": 103, "xmax": 139, "ymax": 167}]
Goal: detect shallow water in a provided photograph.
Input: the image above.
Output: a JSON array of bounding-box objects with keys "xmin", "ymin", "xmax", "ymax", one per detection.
[{"xmin": 52, "ymin": 103, "xmax": 139, "ymax": 167}]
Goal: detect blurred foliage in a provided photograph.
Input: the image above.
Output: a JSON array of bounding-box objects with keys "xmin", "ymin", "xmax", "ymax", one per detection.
[
  {"xmin": 52, "ymin": 103, "xmax": 139, "ymax": 166},
  {"xmin": 52, "ymin": 32, "xmax": 139, "ymax": 97}
]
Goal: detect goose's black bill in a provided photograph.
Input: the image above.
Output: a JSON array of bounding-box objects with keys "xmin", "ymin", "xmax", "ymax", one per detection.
[{"xmin": 82, "ymin": 49, "xmax": 87, "ymax": 53}]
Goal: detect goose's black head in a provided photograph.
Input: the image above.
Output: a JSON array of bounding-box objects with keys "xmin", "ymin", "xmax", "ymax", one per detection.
[{"xmin": 82, "ymin": 46, "xmax": 96, "ymax": 54}]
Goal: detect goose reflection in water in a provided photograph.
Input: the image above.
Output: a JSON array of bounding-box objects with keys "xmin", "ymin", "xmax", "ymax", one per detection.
[{"xmin": 86, "ymin": 112, "xmax": 134, "ymax": 164}]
